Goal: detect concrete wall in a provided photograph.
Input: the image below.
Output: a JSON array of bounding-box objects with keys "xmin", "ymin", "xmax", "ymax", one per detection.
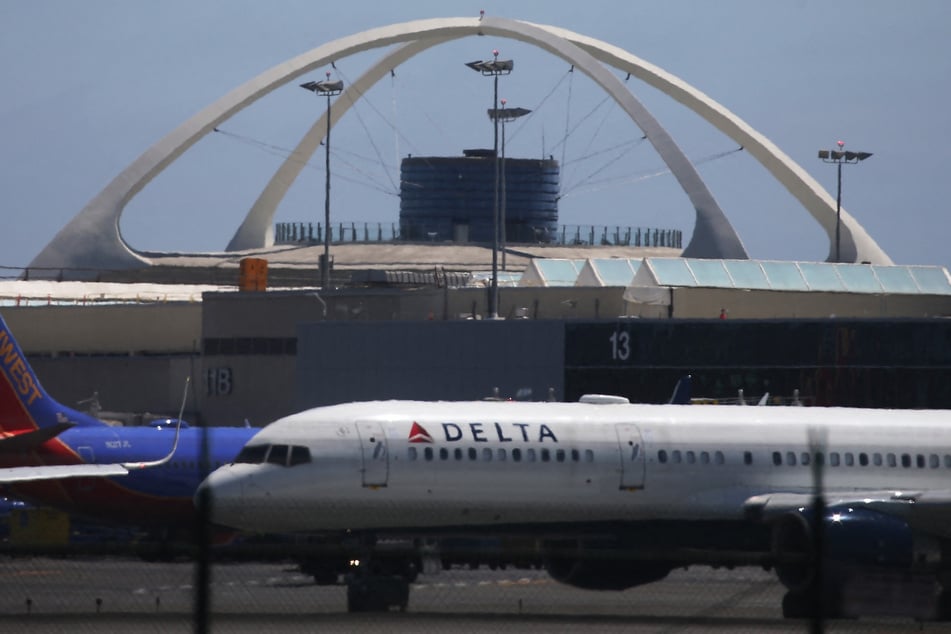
[
  {"xmin": 2, "ymin": 303, "xmax": 202, "ymax": 354},
  {"xmin": 5, "ymin": 303, "xmax": 203, "ymax": 426},
  {"xmin": 28, "ymin": 355, "xmax": 199, "ymax": 423},
  {"xmin": 296, "ymin": 320, "xmax": 565, "ymax": 410}
]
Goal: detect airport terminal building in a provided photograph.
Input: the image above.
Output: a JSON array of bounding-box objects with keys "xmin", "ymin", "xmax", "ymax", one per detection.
[{"xmin": 4, "ymin": 250, "xmax": 950, "ymax": 428}]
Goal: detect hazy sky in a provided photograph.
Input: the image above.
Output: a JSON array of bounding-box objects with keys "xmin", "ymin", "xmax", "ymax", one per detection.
[{"xmin": 2, "ymin": 0, "xmax": 949, "ymax": 272}]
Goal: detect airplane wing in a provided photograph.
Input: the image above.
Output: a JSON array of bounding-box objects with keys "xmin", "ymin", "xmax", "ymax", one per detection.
[
  {"xmin": 0, "ymin": 463, "xmax": 130, "ymax": 483},
  {"xmin": 0, "ymin": 379, "xmax": 190, "ymax": 483},
  {"xmin": 744, "ymin": 490, "xmax": 951, "ymax": 538}
]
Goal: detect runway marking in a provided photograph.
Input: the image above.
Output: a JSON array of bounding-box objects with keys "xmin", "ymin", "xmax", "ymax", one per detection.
[
  {"xmin": 414, "ymin": 576, "xmax": 551, "ymax": 591},
  {"xmin": 130, "ymin": 570, "xmax": 553, "ymax": 597},
  {"xmin": 8, "ymin": 570, "xmax": 60, "ymax": 577}
]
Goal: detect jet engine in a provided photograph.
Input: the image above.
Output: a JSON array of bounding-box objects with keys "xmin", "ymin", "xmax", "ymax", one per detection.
[
  {"xmin": 543, "ymin": 538, "xmax": 671, "ymax": 590},
  {"xmin": 771, "ymin": 505, "xmax": 935, "ymax": 592}
]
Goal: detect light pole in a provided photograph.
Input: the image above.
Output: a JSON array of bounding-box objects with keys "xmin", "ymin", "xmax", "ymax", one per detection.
[
  {"xmin": 466, "ymin": 50, "xmax": 513, "ymax": 319},
  {"xmin": 301, "ymin": 72, "xmax": 344, "ymax": 289},
  {"xmin": 488, "ymin": 100, "xmax": 531, "ymax": 270},
  {"xmin": 818, "ymin": 141, "xmax": 872, "ymax": 262}
]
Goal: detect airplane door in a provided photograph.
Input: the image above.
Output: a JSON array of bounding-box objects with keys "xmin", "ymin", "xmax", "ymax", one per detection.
[
  {"xmin": 614, "ymin": 424, "xmax": 645, "ymax": 490},
  {"xmin": 355, "ymin": 421, "xmax": 389, "ymax": 487}
]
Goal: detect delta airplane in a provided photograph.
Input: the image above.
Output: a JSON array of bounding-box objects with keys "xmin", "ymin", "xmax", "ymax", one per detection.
[
  {"xmin": 200, "ymin": 397, "xmax": 951, "ymax": 618},
  {"xmin": 0, "ymin": 313, "xmax": 258, "ymax": 537}
]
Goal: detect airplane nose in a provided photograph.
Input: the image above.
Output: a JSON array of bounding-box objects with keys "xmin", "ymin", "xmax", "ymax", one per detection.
[{"xmin": 195, "ymin": 467, "xmax": 246, "ymax": 529}]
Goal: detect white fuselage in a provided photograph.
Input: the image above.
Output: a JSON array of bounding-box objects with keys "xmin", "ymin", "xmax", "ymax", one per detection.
[{"xmin": 200, "ymin": 400, "xmax": 951, "ymax": 534}]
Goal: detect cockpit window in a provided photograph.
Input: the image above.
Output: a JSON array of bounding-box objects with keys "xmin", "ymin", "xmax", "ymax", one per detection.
[
  {"xmin": 267, "ymin": 444, "xmax": 290, "ymax": 466},
  {"xmin": 235, "ymin": 444, "xmax": 269, "ymax": 464},
  {"xmin": 289, "ymin": 446, "xmax": 311, "ymax": 466},
  {"xmin": 233, "ymin": 443, "xmax": 311, "ymax": 467}
]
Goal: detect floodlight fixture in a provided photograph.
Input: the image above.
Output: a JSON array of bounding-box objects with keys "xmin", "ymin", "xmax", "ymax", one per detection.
[
  {"xmin": 300, "ymin": 71, "xmax": 344, "ymax": 289},
  {"xmin": 464, "ymin": 50, "xmax": 515, "ymax": 319},
  {"xmin": 300, "ymin": 78, "xmax": 344, "ymax": 95},
  {"xmin": 465, "ymin": 50, "xmax": 514, "ymax": 76},
  {"xmin": 487, "ymin": 106, "xmax": 532, "ymax": 122},
  {"xmin": 487, "ymin": 100, "xmax": 532, "ymax": 270},
  {"xmin": 818, "ymin": 141, "xmax": 874, "ymax": 262}
]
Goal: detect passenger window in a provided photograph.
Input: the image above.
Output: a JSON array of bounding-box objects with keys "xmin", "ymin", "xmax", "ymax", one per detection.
[
  {"xmin": 468, "ymin": 448, "xmax": 477, "ymax": 461},
  {"xmin": 672, "ymin": 450, "xmax": 682, "ymax": 464},
  {"xmin": 439, "ymin": 448, "xmax": 449, "ymax": 461},
  {"xmin": 540, "ymin": 449, "xmax": 551, "ymax": 463},
  {"xmin": 844, "ymin": 453, "xmax": 854, "ymax": 467},
  {"xmin": 700, "ymin": 452, "xmax": 710, "ymax": 465},
  {"xmin": 887, "ymin": 453, "xmax": 897, "ymax": 467},
  {"xmin": 527, "ymin": 448, "xmax": 537, "ymax": 462},
  {"xmin": 930, "ymin": 454, "xmax": 939, "ymax": 469},
  {"xmin": 482, "ymin": 448, "xmax": 493, "ymax": 461},
  {"xmin": 235, "ymin": 444, "xmax": 269, "ymax": 464},
  {"xmin": 859, "ymin": 453, "xmax": 868, "ymax": 467},
  {"xmin": 714, "ymin": 451, "xmax": 724, "ymax": 465},
  {"xmin": 772, "ymin": 451, "xmax": 782, "ymax": 466},
  {"xmin": 266, "ymin": 444, "xmax": 289, "ymax": 466},
  {"xmin": 454, "ymin": 448, "xmax": 463, "ymax": 461},
  {"xmin": 814, "ymin": 452, "xmax": 825, "ymax": 466},
  {"xmin": 829, "ymin": 453, "xmax": 840, "ymax": 467},
  {"xmin": 901, "ymin": 454, "xmax": 911, "ymax": 468},
  {"xmin": 686, "ymin": 451, "xmax": 696, "ymax": 464},
  {"xmin": 424, "ymin": 447, "xmax": 434, "ymax": 461},
  {"xmin": 658, "ymin": 450, "xmax": 668, "ymax": 464},
  {"xmin": 512, "ymin": 448, "xmax": 522, "ymax": 462},
  {"xmin": 945, "ymin": 455, "xmax": 951, "ymax": 468},
  {"xmin": 408, "ymin": 447, "xmax": 418, "ymax": 461},
  {"xmin": 800, "ymin": 452, "xmax": 811, "ymax": 466},
  {"xmin": 916, "ymin": 454, "xmax": 925, "ymax": 469},
  {"xmin": 571, "ymin": 449, "xmax": 580, "ymax": 462},
  {"xmin": 785, "ymin": 451, "xmax": 797, "ymax": 466},
  {"xmin": 743, "ymin": 451, "xmax": 753, "ymax": 466},
  {"xmin": 497, "ymin": 448, "xmax": 506, "ymax": 461},
  {"xmin": 584, "ymin": 450, "xmax": 594, "ymax": 463},
  {"xmin": 556, "ymin": 449, "xmax": 566, "ymax": 463},
  {"xmin": 873, "ymin": 453, "xmax": 883, "ymax": 466}
]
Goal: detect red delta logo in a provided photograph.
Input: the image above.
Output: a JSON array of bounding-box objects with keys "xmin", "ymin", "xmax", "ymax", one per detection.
[
  {"xmin": 408, "ymin": 421, "xmax": 559, "ymax": 443},
  {"xmin": 408, "ymin": 422, "xmax": 434, "ymax": 443}
]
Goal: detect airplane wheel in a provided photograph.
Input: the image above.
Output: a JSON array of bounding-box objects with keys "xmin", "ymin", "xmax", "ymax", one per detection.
[
  {"xmin": 313, "ymin": 570, "xmax": 338, "ymax": 586},
  {"xmin": 781, "ymin": 587, "xmax": 846, "ymax": 620},
  {"xmin": 346, "ymin": 575, "xmax": 409, "ymax": 612},
  {"xmin": 781, "ymin": 590, "xmax": 812, "ymax": 619},
  {"xmin": 934, "ymin": 591, "xmax": 951, "ymax": 621}
]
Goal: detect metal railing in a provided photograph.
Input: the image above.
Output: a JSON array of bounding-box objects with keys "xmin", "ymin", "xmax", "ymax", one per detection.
[{"xmin": 274, "ymin": 221, "xmax": 682, "ymax": 248}]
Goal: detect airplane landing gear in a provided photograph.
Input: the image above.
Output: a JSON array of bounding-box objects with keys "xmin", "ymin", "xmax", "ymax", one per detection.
[
  {"xmin": 345, "ymin": 574, "xmax": 409, "ymax": 612},
  {"xmin": 343, "ymin": 535, "xmax": 418, "ymax": 612},
  {"xmin": 781, "ymin": 588, "xmax": 845, "ymax": 620}
]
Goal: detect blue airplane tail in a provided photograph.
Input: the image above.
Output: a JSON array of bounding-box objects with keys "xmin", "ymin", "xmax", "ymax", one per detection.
[
  {"xmin": 0, "ymin": 313, "xmax": 104, "ymax": 433},
  {"xmin": 668, "ymin": 374, "xmax": 692, "ymax": 405}
]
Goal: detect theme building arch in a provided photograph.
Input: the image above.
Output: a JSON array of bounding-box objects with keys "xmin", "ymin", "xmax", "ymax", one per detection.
[{"xmin": 29, "ymin": 16, "xmax": 891, "ymax": 277}]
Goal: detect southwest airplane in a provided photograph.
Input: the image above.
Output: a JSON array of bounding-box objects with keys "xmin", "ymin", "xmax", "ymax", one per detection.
[
  {"xmin": 0, "ymin": 313, "xmax": 258, "ymax": 536},
  {"xmin": 200, "ymin": 397, "xmax": 951, "ymax": 618}
]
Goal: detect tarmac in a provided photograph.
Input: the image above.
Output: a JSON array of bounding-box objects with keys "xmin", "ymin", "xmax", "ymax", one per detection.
[{"xmin": 0, "ymin": 557, "xmax": 932, "ymax": 633}]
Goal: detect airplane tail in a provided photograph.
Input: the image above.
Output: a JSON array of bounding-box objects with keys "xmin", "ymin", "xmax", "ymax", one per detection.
[
  {"xmin": 668, "ymin": 374, "xmax": 692, "ymax": 405},
  {"xmin": 0, "ymin": 313, "xmax": 104, "ymax": 433}
]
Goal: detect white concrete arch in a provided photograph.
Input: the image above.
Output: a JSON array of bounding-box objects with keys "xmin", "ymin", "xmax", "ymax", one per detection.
[
  {"xmin": 535, "ymin": 23, "xmax": 891, "ymax": 264},
  {"xmin": 228, "ymin": 16, "xmax": 746, "ymax": 259},
  {"xmin": 29, "ymin": 16, "xmax": 891, "ymax": 277},
  {"xmin": 226, "ymin": 38, "xmax": 454, "ymax": 251}
]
